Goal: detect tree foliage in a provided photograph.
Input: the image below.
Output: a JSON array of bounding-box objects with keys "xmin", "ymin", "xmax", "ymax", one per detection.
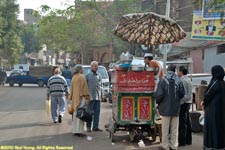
[
  {"xmin": 37, "ymin": 0, "xmax": 143, "ymax": 56},
  {"xmin": 19, "ymin": 24, "xmax": 41, "ymax": 53},
  {"xmin": 0, "ymin": 0, "xmax": 24, "ymax": 65}
]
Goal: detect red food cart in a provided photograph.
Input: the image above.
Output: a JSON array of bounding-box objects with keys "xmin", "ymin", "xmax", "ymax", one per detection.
[{"xmin": 108, "ymin": 69, "xmax": 157, "ymax": 142}]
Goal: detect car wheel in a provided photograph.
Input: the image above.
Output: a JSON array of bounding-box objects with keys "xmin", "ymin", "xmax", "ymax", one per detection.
[
  {"xmin": 38, "ymin": 80, "xmax": 44, "ymax": 87},
  {"xmin": 18, "ymin": 83, "xmax": 23, "ymax": 87},
  {"xmin": 9, "ymin": 80, "xmax": 14, "ymax": 87}
]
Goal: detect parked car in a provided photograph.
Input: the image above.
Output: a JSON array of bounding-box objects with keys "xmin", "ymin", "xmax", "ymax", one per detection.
[
  {"xmin": 82, "ymin": 65, "xmax": 110, "ymax": 102},
  {"xmin": 6, "ymin": 71, "xmax": 49, "ymax": 87},
  {"xmin": 6, "ymin": 66, "xmax": 53, "ymax": 87}
]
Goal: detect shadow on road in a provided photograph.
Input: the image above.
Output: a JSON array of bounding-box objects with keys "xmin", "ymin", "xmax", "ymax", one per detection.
[{"xmin": 0, "ymin": 122, "xmax": 57, "ymax": 130}]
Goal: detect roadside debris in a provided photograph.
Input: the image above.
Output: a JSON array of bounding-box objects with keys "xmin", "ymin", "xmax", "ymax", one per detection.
[{"xmin": 138, "ymin": 140, "xmax": 145, "ymax": 148}]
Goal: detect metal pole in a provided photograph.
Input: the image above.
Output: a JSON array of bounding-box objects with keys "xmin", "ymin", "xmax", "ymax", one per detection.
[
  {"xmin": 163, "ymin": 45, "xmax": 167, "ymax": 73},
  {"xmin": 163, "ymin": 0, "xmax": 170, "ymax": 73},
  {"xmin": 166, "ymin": 0, "xmax": 170, "ymax": 17}
]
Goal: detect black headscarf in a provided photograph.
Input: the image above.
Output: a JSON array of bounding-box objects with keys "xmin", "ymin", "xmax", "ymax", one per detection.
[
  {"xmin": 205, "ymin": 65, "xmax": 225, "ymax": 98},
  {"xmin": 211, "ymin": 65, "xmax": 225, "ymax": 81}
]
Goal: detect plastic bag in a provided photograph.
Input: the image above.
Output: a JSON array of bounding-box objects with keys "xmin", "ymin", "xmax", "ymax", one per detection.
[
  {"xmin": 68, "ymin": 104, "xmax": 74, "ymax": 115},
  {"xmin": 199, "ymin": 112, "xmax": 204, "ymax": 126},
  {"xmin": 46, "ymin": 100, "xmax": 51, "ymax": 114}
]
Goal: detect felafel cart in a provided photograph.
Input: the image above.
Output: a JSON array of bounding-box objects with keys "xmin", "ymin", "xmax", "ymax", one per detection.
[{"xmin": 108, "ymin": 69, "xmax": 158, "ymax": 142}]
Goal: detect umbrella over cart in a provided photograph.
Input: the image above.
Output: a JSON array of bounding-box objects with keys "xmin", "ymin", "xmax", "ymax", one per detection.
[{"xmin": 113, "ymin": 12, "xmax": 186, "ymax": 46}]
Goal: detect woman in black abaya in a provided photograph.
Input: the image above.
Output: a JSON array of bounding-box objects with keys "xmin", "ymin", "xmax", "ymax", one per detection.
[{"xmin": 203, "ymin": 65, "xmax": 225, "ymax": 150}]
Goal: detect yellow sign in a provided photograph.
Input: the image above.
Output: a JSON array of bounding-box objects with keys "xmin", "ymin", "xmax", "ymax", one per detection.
[{"xmin": 191, "ymin": 11, "xmax": 225, "ymax": 41}]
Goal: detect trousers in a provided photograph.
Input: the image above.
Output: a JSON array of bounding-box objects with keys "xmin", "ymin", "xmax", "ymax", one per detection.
[
  {"xmin": 161, "ymin": 116, "xmax": 179, "ymax": 150},
  {"xmin": 86, "ymin": 100, "xmax": 100, "ymax": 129},
  {"xmin": 50, "ymin": 95, "xmax": 66, "ymax": 122},
  {"xmin": 179, "ymin": 103, "xmax": 192, "ymax": 145}
]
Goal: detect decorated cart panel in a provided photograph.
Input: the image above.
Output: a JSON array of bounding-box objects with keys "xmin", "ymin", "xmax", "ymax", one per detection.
[
  {"xmin": 111, "ymin": 70, "xmax": 155, "ymax": 125},
  {"xmin": 114, "ymin": 93, "xmax": 155, "ymax": 125}
]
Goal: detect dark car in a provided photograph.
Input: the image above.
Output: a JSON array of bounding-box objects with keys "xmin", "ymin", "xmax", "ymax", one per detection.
[{"xmin": 6, "ymin": 71, "xmax": 49, "ymax": 87}]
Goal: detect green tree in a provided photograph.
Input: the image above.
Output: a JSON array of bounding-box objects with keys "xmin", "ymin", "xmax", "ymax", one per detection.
[
  {"xmin": 0, "ymin": 0, "xmax": 24, "ymax": 65},
  {"xmin": 19, "ymin": 24, "xmax": 41, "ymax": 53},
  {"xmin": 37, "ymin": 0, "xmax": 143, "ymax": 60},
  {"xmin": 3, "ymin": 31, "xmax": 23, "ymax": 64}
]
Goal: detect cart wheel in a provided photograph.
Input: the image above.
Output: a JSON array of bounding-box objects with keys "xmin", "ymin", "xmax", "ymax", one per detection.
[{"xmin": 129, "ymin": 131, "xmax": 136, "ymax": 142}]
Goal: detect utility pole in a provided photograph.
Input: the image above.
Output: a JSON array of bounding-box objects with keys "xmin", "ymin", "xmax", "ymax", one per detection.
[{"xmin": 163, "ymin": 0, "xmax": 171, "ymax": 73}]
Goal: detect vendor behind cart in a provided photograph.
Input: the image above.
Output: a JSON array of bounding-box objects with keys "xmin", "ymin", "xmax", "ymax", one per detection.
[
  {"xmin": 144, "ymin": 53, "xmax": 164, "ymax": 89},
  {"xmin": 144, "ymin": 53, "xmax": 164, "ymax": 120}
]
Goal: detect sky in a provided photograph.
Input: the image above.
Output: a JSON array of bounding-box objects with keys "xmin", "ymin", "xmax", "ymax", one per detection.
[{"xmin": 16, "ymin": 0, "xmax": 74, "ymax": 20}]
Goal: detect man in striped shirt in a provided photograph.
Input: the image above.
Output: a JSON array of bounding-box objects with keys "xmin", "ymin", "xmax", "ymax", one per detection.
[{"xmin": 47, "ymin": 67, "xmax": 69, "ymax": 123}]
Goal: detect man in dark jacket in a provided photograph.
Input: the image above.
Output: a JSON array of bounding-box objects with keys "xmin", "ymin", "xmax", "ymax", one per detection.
[{"xmin": 155, "ymin": 64, "xmax": 185, "ymax": 150}]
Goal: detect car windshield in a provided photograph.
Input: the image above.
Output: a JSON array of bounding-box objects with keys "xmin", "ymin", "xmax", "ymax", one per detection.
[
  {"xmin": 83, "ymin": 66, "xmax": 108, "ymax": 79},
  {"xmin": 10, "ymin": 70, "xmax": 23, "ymax": 76}
]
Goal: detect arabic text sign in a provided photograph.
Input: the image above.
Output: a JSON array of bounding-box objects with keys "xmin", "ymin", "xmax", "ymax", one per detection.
[
  {"xmin": 113, "ymin": 85, "xmax": 154, "ymax": 92},
  {"xmin": 138, "ymin": 97, "xmax": 152, "ymax": 120},
  {"xmin": 121, "ymin": 97, "xmax": 134, "ymax": 121},
  {"xmin": 112, "ymin": 71, "xmax": 155, "ymax": 87},
  {"xmin": 191, "ymin": 10, "xmax": 225, "ymax": 41}
]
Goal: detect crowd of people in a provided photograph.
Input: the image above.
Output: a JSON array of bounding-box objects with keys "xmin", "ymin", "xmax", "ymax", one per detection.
[
  {"xmin": 46, "ymin": 55, "xmax": 225, "ymax": 150},
  {"xmin": 47, "ymin": 61, "xmax": 103, "ymax": 138},
  {"xmin": 144, "ymin": 53, "xmax": 225, "ymax": 150}
]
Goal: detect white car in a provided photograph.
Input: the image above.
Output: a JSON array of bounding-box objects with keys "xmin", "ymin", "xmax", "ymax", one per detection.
[{"xmin": 82, "ymin": 65, "xmax": 110, "ymax": 102}]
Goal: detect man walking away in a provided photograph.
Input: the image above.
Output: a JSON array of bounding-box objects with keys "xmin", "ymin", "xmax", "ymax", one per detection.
[
  {"xmin": 86, "ymin": 61, "xmax": 103, "ymax": 132},
  {"xmin": 47, "ymin": 67, "xmax": 69, "ymax": 123},
  {"xmin": 155, "ymin": 64, "xmax": 185, "ymax": 150},
  {"xmin": 178, "ymin": 66, "xmax": 192, "ymax": 146}
]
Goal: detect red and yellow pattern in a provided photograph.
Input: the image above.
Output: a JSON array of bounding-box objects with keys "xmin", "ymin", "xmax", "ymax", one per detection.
[
  {"xmin": 138, "ymin": 97, "xmax": 152, "ymax": 121},
  {"xmin": 121, "ymin": 96, "xmax": 135, "ymax": 121}
]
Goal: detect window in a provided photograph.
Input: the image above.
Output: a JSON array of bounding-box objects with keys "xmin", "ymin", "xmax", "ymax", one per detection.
[{"xmin": 217, "ymin": 44, "xmax": 225, "ymax": 54}]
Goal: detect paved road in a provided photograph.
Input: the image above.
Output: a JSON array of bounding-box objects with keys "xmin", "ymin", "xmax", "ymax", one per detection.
[{"xmin": 0, "ymin": 85, "xmax": 203, "ymax": 150}]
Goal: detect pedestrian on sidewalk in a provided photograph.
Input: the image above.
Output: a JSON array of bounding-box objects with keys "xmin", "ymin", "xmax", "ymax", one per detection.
[
  {"xmin": 69, "ymin": 64, "xmax": 90, "ymax": 137},
  {"xmin": 62, "ymin": 66, "xmax": 72, "ymax": 90},
  {"xmin": 202, "ymin": 65, "xmax": 225, "ymax": 150},
  {"xmin": 177, "ymin": 66, "xmax": 192, "ymax": 146},
  {"xmin": 155, "ymin": 64, "xmax": 185, "ymax": 150},
  {"xmin": 86, "ymin": 61, "xmax": 103, "ymax": 132},
  {"xmin": 0, "ymin": 68, "xmax": 7, "ymax": 86},
  {"xmin": 47, "ymin": 67, "xmax": 69, "ymax": 123}
]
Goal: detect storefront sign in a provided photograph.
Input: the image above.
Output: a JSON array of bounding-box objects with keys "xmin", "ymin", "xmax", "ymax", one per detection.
[
  {"xmin": 202, "ymin": 0, "xmax": 225, "ymax": 20},
  {"xmin": 191, "ymin": 10, "xmax": 225, "ymax": 40}
]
